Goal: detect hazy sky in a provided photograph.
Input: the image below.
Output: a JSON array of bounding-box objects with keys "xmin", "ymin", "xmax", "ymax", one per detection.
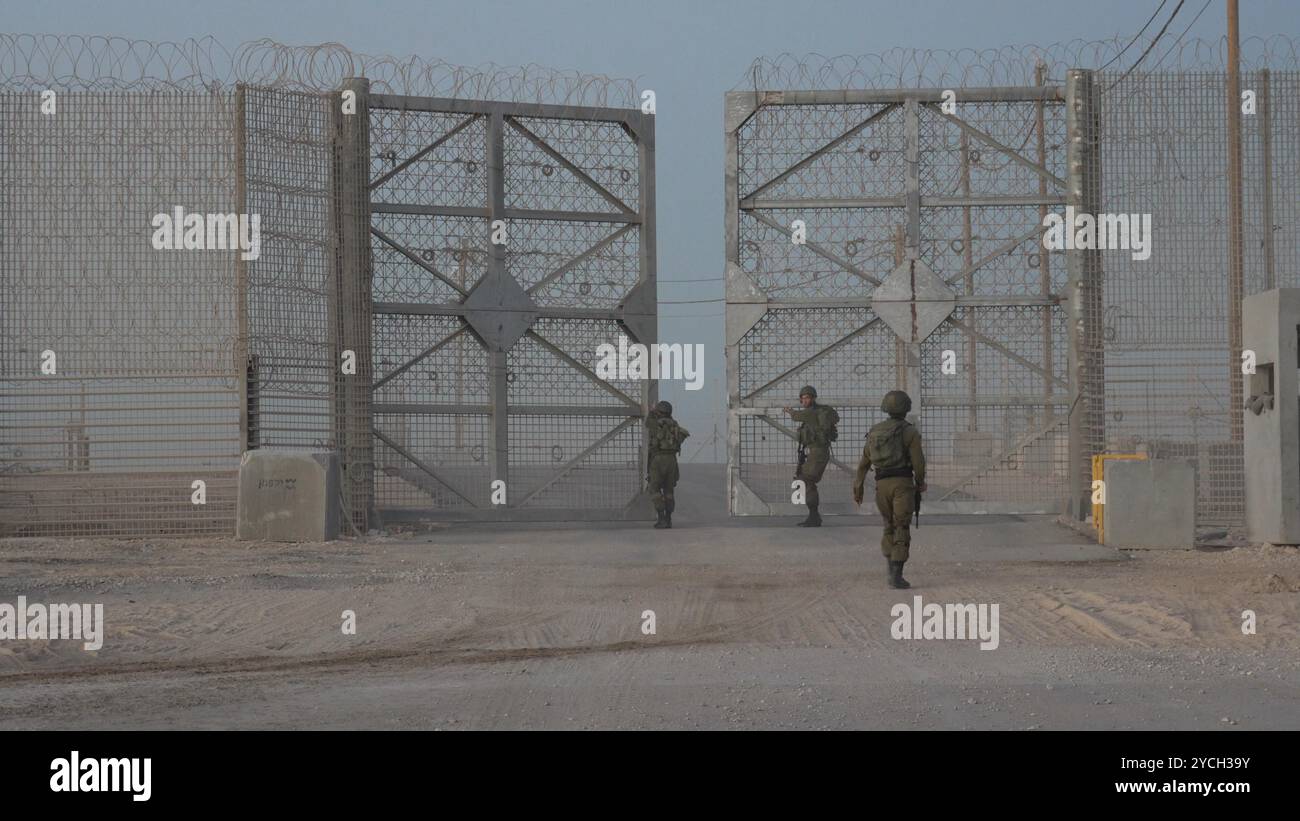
[{"xmin": 7, "ymin": 0, "xmax": 1298, "ymax": 453}]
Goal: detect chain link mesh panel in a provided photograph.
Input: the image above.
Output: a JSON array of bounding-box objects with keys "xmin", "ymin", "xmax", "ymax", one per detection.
[
  {"xmin": 1, "ymin": 90, "xmax": 241, "ymax": 536},
  {"xmin": 368, "ymin": 98, "xmax": 654, "ymax": 521},
  {"xmin": 727, "ymin": 85, "xmax": 1070, "ymax": 514},
  {"xmin": 1, "ymin": 34, "xmax": 640, "ymax": 536},
  {"xmin": 1096, "ymin": 69, "xmax": 1300, "ymax": 524}
]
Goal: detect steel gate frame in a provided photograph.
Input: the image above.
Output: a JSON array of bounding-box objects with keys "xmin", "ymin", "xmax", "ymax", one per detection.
[
  {"xmin": 342, "ymin": 85, "xmax": 658, "ymax": 523},
  {"xmin": 724, "ymin": 77, "xmax": 1103, "ymax": 516}
]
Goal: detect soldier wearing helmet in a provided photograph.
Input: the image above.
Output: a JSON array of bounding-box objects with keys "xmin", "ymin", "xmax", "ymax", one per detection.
[
  {"xmin": 645, "ymin": 399, "xmax": 689, "ymax": 529},
  {"xmin": 853, "ymin": 390, "xmax": 926, "ymax": 588},
  {"xmin": 783, "ymin": 385, "xmax": 839, "ymax": 527}
]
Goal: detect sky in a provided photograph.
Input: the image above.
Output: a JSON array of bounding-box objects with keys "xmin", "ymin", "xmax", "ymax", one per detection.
[{"xmin": 7, "ymin": 0, "xmax": 1298, "ymax": 458}]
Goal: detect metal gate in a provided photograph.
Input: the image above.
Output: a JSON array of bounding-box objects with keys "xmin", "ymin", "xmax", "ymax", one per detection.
[
  {"xmin": 358, "ymin": 88, "xmax": 657, "ymax": 522},
  {"xmin": 725, "ymin": 77, "xmax": 1100, "ymax": 515}
]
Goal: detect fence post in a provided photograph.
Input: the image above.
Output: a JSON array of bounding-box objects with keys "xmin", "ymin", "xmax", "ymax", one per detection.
[
  {"xmin": 333, "ymin": 77, "xmax": 375, "ymax": 532},
  {"xmin": 234, "ymin": 84, "xmax": 251, "ymax": 453},
  {"xmin": 1065, "ymin": 68, "xmax": 1104, "ymax": 521}
]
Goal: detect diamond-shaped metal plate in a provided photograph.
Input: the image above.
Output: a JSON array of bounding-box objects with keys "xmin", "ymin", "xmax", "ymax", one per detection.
[
  {"xmin": 871, "ymin": 258, "xmax": 956, "ymax": 342},
  {"xmin": 461, "ymin": 269, "xmax": 539, "ymax": 351}
]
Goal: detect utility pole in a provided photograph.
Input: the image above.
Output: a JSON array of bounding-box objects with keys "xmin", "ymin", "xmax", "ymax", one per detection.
[{"xmin": 1226, "ymin": 0, "xmax": 1245, "ymax": 452}]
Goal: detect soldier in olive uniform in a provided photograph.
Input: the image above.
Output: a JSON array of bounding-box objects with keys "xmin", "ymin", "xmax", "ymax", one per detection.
[
  {"xmin": 645, "ymin": 400, "xmax": 689, "ymax": 529},
  {"xmin": 784, "ymin": 385, "xmax": 839, "ymax": 527},
  {"xmin": 852, "ymin": 390, "xmax": 926, "ymax": 589}
]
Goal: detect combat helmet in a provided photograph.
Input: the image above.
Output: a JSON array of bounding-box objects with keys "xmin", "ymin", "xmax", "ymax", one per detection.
[
  {"xmin": 881, "ymin": 390, "xmax": 912, "ymax": 417},
  {"xmin": 655, "ymin": 400, "xmax": 673, "ymax": 416},
  {"xmin": 799, "ymin": 385, "xmax": 817, "ymax": 399}
]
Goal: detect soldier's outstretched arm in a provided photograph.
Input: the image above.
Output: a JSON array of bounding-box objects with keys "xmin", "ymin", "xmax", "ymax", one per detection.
[{"xmin": 787, "ymin": 408, "xmax": 814, "ymax": 423}]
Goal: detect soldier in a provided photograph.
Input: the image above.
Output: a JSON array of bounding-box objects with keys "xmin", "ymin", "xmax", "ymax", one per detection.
[
  {"xmin": 783, "ymin": 385, "xmax": 839, "ymax": 527},
  {"xmin": 852, "ymin": 390, "xmax": 926, "ymax": 589},
  {"xmin": 645, "ymin": 400, "xmax": 689, "ymax": 529}
]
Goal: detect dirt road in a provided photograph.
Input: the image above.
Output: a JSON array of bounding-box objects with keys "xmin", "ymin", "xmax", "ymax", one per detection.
[{"xmin": 2, "ymin": 467, "xmax": 1298, "ymax": 729}]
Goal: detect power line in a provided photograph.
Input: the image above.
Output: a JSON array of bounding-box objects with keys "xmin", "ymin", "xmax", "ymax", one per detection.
[
  {"xmin": 1145, "ymin": 0, "xmax": 1215, "ymax": 73},
  {"xmin": 1099, "ymin": 0, "xmax": 1170, "ymax": 71},
  {"xmin": 1108, "ymin": 0, "xmax": 1214, "ymax": 97},
  {"xmin": 1105, "ymin": 0, "xmax": 1185, "ymax": 91}
]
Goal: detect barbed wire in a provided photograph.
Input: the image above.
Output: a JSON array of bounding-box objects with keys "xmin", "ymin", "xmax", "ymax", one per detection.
[
  {"xmin": 737, "ymin": 35, "xmax": 1300, "ymax": 91},
  {"xmin": 0, "ymin": 33, "xmax": 638, "ymax": 106}
]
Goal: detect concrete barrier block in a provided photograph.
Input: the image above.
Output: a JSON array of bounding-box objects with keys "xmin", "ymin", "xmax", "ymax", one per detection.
[
  {"xmin": 236, "ymin": 450, "xmax": 340, "ymax": 542},
  {"xmin": 1103, "ymin": 458, "xmax": 1195, "ymax": 549}
]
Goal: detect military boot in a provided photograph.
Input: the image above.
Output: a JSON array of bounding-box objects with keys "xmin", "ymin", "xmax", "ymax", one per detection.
[
  {"xmin": 653, "ymin": 508, "xmax": 669, "ymax": 529},
  {"xmin": 664, "ymin": 499, "xmax": 675, "ymax": 529},
  {"xmin": 796, "ymin": 504, "xmax": 822, "ymax": 527},
  {"xmin": 888, "ymin": 561, "xmax": 911, "ymax": 589}
]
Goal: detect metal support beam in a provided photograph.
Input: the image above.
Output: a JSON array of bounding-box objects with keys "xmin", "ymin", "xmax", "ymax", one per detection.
[
  {"xmin": 369, "ymin": 113, "xmax": 480, "ymax": 191},
  {"xmin": 526, "ymin": 223, "xmax": 637, "ymax": 295},
  {"xmin": 726, "ymin": 87, "xmax": 1064, "ymax": 107},
  {"xmin": 370, "ymin": 93, "xmax": 647, "ymax": 128},
  {"xmin": 743, "ymin": 318, "xmax": 882, "ymax": 401},
  {"xmin": 486, "ymin": 111, "xmax": 510, "ymax": 501},
  {"xmin": 635, "ymin": 110, "xmax": 657, "ymax": 499},
  {"xmin": 514, "ymin": 417, "xmax": 639, "ymax": 506},
  {"xmin": 746, "ymin": 210, "xmax": 881, "ymax": 286},
  {"xmin": 1227, "ymin": 0, "xmax": 1246, "ymax": 461},
  {"xmin": 1036, "ymin": 62, "xmax": 1056, "ymax": 440},
  {"xmin": 369, "ymin": 225, "xmax": 469, "ymax": 297},
  {"xmin": 724, "ymin": 92, "xmax": 743, "ymax": 515},
  {"xmin": 507, "ymin": 115, "xmax": 636, "ymax": 214},
  {"xmin": 1064, "ymin": 69, "xmax": 1103, "ymax": 520},
  {"xmin": 374, "ymin": 403, "xmax": 642, "ymax": 417},
  {"xmin": 960, "ymin": 129, "xmax": 977, "ymax": 430},
  {"xmin": 369, "ymin": 202, "xmax": 640, "ymax": 224},
  {"xmin": 740, "ymin": 195, "xmax": 1064, "ymax": 210},
  {"xmin": 1259, "ymin": 68, "xmax": 1275, "ymax": 290},
  {"xmin": 947, "ymin": 315, "xmax": 1069, "ymax": 390},
  {"xmin": 922, "ymin": 103, "xmax": 1067, "ymax": 190},
  {"xmin": 234, "ymin": 84, "xmax": 251, "ymax": 450},
  {"xmin": 526, "ymin": 329, "xmax": 640, "ymax": 408},
  {"xmin": 745, "ymin": 103, "xmax": 899, "ymax": 200},
  {"xmin": 903, "ymin": 99, "xmax": 923, "ymax": 414},
  {"xmin": 372, "ymin": 327, "xmax": 468, "ymax": 390},
  {"xmin": 333, "ymin": 77, "xmax": 375, "ymax": 531},
  {"xmin": 372, "ymin": 429, "xmax": 477, "ymax": 507}
]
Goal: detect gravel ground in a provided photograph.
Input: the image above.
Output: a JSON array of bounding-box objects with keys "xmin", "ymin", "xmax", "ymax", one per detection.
[{"xmin": 1, "ymin": 467, "xmax": 1298, "ymax": 730}]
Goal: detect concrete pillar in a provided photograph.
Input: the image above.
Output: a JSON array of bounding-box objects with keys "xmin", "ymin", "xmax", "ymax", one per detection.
[{"xmin": 1243, "ymin": 289, "xmax": 1300, "ymax": 543}]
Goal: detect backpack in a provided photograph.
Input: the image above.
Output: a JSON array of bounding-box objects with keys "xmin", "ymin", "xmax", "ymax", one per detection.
[
  {"xmin": 801, "ymin": 404, "xmax": 839, "ymax": 447},
  {"xmin": 866, "ymin": 418, "xmax": 912, "ymax": 471},
  {"xmin": 818, "ymin": 405, "xmax": 839, "ymax": 444},
  {"xmin": 652, "ymin": 417, "xmax": 689, "ymax": 453}
]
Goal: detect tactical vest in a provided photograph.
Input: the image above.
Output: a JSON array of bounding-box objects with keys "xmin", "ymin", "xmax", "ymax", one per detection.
[
  {"xmin": 866, "ymin": 417, "xmax": 913, "ymax": 477},
  {"xmin": 798, "ymin": 404, "xmax": 840, "ymax": 448},
  {"xmin": 650, "ymin": 417, "xmax": 689, "ymax": 454}
]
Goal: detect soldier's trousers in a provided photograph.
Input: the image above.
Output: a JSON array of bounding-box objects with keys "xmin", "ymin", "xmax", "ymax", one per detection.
[
  {"xmin": 797, "ymin": 446, "xmax": 829, "ymax": 508},
  {"xmin": 875, "ymin": 476, "xmax": 916, "ymax": 561},
  {"xmin": 648, "ymin": 452, "xmax": 680, "ymax": 512}
]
